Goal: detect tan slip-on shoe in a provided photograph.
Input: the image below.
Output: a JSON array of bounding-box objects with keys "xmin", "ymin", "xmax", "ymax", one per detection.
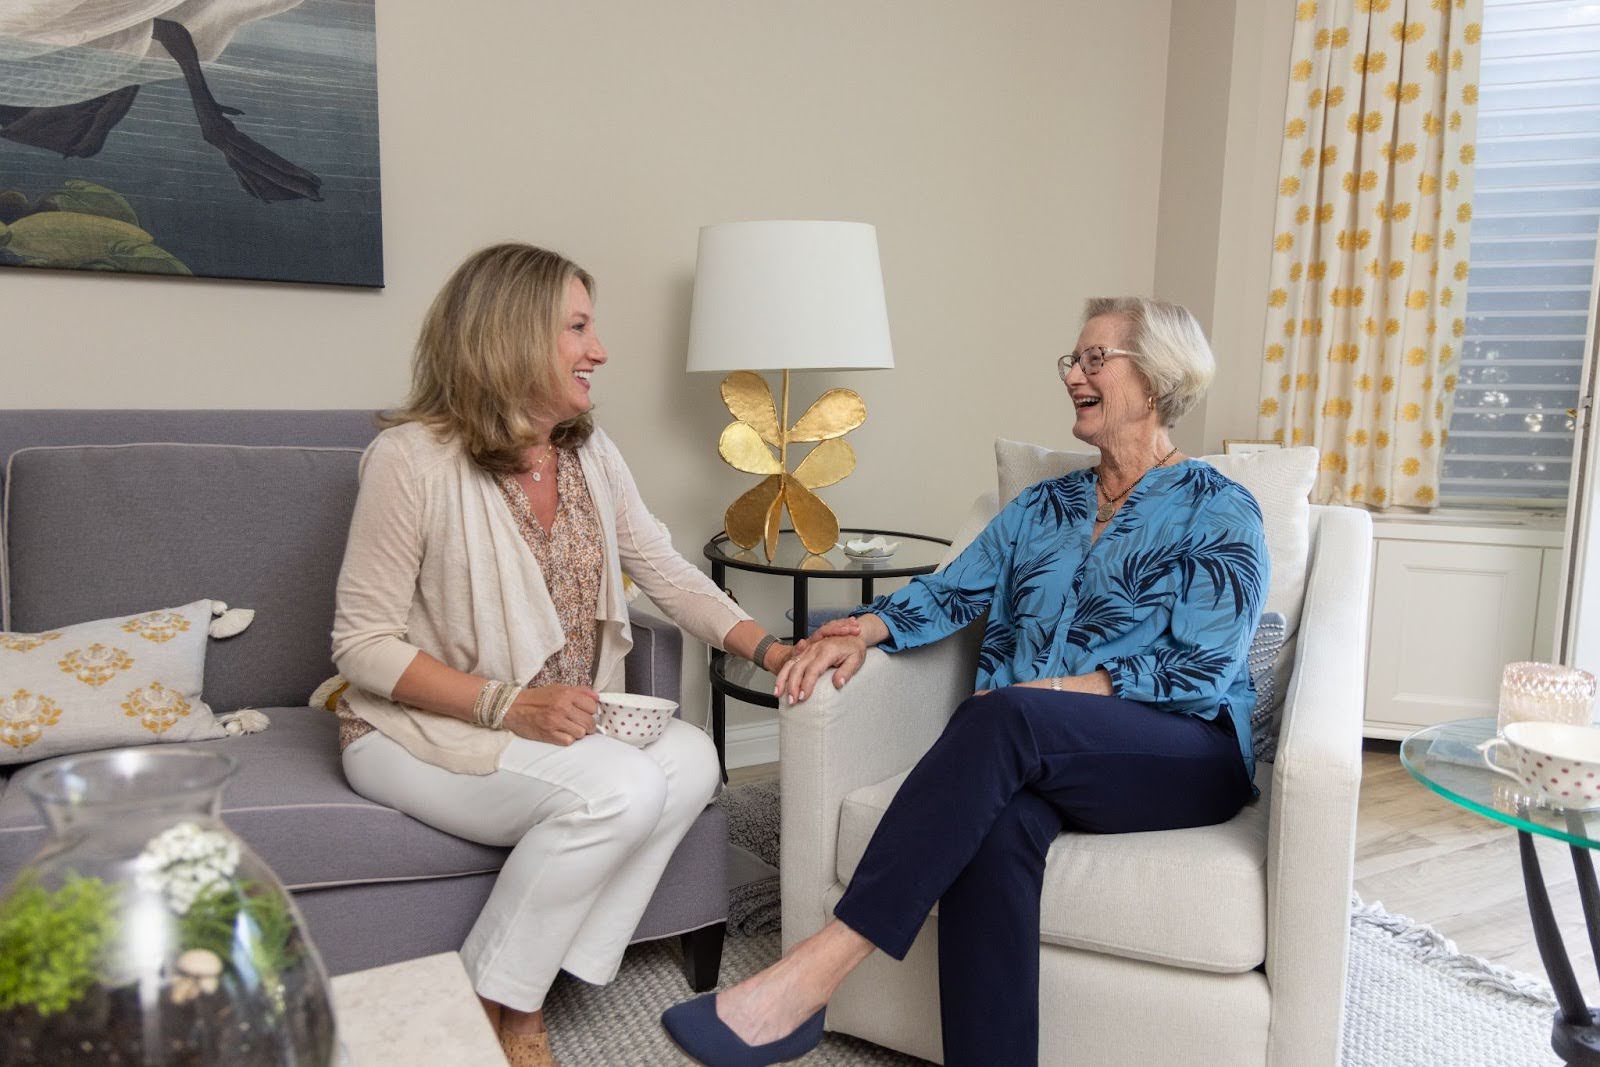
[{"xmin": 498, "ymin": 1024, "xmax": 558, "ymax": 1067}]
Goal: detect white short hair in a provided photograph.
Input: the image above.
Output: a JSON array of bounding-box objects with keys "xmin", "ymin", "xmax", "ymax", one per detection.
[{"xmin": 1083, "ymin": 297, "xmax": 1214, "ymax": 427}]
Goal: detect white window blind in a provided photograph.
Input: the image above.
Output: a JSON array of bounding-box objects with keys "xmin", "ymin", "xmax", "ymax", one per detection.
[{"xmin": 1441, "ymin": 0, "xmax": 1600, "ymax": 504}]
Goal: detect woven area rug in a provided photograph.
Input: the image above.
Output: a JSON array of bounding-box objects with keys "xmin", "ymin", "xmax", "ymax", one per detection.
[{"xmin": 540, "ymin": 783, "xmax": 1564, "ymax": 1066}]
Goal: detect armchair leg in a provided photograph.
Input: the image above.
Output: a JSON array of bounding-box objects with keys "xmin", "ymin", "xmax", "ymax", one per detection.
[{"xmin": 679, "ymin": 922, "xmax": 726, "ymax": 992}]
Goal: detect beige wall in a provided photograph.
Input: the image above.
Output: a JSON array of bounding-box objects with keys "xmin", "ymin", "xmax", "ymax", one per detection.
[
  {"xmin": 6, "ymin": 1, "xmax": 1303, "ymax": 739},
  {"xmin": 1154, "ymin": 0, "xmax": 1238, "ymax": 457},
  {"xmin": 1201, "ymin": 0, "xmax": 1298, "ymax": 453},
  {"xmin": 1154, "ymin": 0, "xmax": 1296, "ymax": 457},
  {"xmin": 5, "ymin": 1, "xmax": 1181, "ymax": 733}
]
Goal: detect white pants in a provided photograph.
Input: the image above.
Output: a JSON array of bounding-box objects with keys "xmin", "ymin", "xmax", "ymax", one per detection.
[{"xmin": 341, "ymin": 719, "xmax": 719, "ymax": 1011}]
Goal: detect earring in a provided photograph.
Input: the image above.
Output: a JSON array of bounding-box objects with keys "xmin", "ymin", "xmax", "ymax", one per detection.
[{"xmin": 1146, "ymin": 396, "xmax": 1156, "ymax": 412}]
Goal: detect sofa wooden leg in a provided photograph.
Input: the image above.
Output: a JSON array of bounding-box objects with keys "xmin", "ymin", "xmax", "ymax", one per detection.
[{"xmin": 680, "ymin": 922, "xmax": 726, "ymax": 992}]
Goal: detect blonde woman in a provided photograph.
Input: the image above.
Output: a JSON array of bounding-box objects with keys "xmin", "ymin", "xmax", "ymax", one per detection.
[{"xmin": 332, "ymin": 243, "xmax": 794, "ymax": 1066}]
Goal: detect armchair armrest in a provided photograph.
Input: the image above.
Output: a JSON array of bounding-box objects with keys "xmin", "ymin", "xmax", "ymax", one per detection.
[
  {"xmin": 1264, "ymin": 504, "xmax": 1372, "ymax": 1065},
  {"xmin": 779, "ymin": 623, "xmax": 982, "ymax": 952},
  {"xmin": 779, "ymin": 489, "xmax": 996, "ymax": 952},
  {"xmin": 625, "ymin": 607, "xmax": 682, "ymax": 707}
]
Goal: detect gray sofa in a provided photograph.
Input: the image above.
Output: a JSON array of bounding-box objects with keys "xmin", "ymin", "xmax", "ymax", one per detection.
[{"xmin": 0, "ymin": 410, "xmax": 727, "ymax": 987}]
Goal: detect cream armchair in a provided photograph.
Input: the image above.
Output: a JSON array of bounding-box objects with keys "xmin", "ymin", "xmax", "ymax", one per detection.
[{"xmin": 779, "ymin": 494, "xmax": 1372, "ymax": 1066}]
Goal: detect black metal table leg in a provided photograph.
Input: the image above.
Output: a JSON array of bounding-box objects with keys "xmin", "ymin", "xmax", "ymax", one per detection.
[
  {"xmin": 793, "ymin": 576, "xmax": 809, "ymax": 641},
  {"xmin": 1519, "ymin": 820, "xmax": 1600, "ymax": 1063},
  {"xmin": 861, "ymin": 576, "xmax": 874, "ymax": 604},
  {"xmin": 710, "ymin": 560, "xmax": 728, "ymax": 783},
  {"xmin": 1567, "ymin": 811, "xmax": 1600, "ymax": 999}
]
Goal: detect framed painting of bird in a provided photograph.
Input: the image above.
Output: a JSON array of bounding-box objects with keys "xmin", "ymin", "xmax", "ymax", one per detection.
[{"xmin": 0, "ymin": 0, "xmax": 383, "ymax": 286}]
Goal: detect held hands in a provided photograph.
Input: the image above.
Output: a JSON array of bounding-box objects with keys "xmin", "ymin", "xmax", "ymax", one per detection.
[
  {"xmin": 774, "ymin": 634, "xmax": 869, "ymax": 705},
  {"xmin": 503, "ymin": 685, "xmax": 599, "ymax": 746},
  {"xmin": 801, "ymin": 617, "xmax": 863, "ymax": 644}
]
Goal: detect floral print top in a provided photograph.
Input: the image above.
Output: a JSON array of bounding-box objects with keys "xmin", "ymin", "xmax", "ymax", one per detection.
[
  {"xmin": 853, "ymin": 461, "xmax": 1269, "ymax": 778},
  {"xmin": 336, "ymin": 448, "xmax": 603, "ymax": 751}
]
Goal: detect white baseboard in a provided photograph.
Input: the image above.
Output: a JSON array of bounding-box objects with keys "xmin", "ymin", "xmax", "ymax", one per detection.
[{"xmin": 725, "ymin": 718, "xmax": 779, "ymax": 769}]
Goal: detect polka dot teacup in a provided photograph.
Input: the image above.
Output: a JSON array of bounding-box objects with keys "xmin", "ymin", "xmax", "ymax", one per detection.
[
  {"xmin": 594, "ymin": 692, "xmax": 678, "ymax": 748},
  {"xmin": 1479, "ymin": 720, "xmax": 1600, "ymax": 810}
]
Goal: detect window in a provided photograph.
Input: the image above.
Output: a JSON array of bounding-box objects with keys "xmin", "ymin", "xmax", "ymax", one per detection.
[{"xmin": 1440, "ymin": 0, "xmax": 1600, "ymax": 504}]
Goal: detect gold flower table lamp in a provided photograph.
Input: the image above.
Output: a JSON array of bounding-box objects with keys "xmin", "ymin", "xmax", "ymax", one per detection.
[{"xmin": 686, "ymin": 221, "xmax": 895, "ymax": 561}]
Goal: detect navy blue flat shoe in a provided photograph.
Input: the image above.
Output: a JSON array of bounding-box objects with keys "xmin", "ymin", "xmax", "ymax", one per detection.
[{"xmin": 660, "ymin": 992, "xmax": 826, "ymax": 1065}]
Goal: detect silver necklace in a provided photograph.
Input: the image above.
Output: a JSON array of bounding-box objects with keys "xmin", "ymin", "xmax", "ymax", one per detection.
[{"xmin": 1095, "ymin": 446, "xmax": 1179, "ymax": 523}]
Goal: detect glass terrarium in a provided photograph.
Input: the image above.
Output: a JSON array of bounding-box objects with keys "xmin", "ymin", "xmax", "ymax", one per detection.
[{"xmin": 0, "ymin": 747, "xmax": 335, "ymax": 1065}]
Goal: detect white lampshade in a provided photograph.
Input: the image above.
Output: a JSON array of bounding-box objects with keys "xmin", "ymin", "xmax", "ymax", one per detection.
[{"xmin": 685, "ymin": 220, "xmax": 895, "ymax": 373}]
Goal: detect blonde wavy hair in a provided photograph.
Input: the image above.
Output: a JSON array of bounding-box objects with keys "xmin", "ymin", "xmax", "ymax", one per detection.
[{"xmin": 383, "ymin": 243, "xmax": 595, "ymax": 476}]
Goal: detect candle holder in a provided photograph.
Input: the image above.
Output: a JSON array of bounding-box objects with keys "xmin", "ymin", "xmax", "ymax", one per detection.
[{"xmin": 1497, "ymin": 661, "xmax": 1598, "ymax": 733}]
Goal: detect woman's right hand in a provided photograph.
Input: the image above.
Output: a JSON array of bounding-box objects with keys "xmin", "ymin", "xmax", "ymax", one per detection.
[
  {"xmin": 800, "ymin": 616, "xmax": 863, "ymax": 645},
  {"xmin": 503, "ymin": 686, "xmax": 600, "ymax": 746},
  {"xmin": 774, "ymin": 635, "xmax": 869, "ymax": 705}
]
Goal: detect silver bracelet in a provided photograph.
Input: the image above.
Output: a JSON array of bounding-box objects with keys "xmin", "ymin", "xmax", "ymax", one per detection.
[
  {"xmin": 752, "ymin": 634, "xmax": 779, "ymax": 671},
  {"xmin": 1049, "ymin": 677, "xmax": 1063, "ymax": 692}
]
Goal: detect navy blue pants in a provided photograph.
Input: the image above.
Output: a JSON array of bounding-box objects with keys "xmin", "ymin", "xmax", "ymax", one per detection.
[{"xmin": 832, "ymin": 687, "xmax": 1254, "ymax": 1067}]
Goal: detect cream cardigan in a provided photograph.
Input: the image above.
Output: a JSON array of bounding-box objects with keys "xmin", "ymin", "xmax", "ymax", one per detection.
[{"xmin": 331, "ymin": 421, "xmax": 750, "ymax": 774}]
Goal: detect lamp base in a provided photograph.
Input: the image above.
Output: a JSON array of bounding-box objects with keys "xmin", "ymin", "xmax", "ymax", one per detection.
[
  {"xmin": 717, "ymin": 369, "xmax": 862, "ymax": 561},
  {"xmin": 724, "ymin": 473, "xmax": 840, "ymax": 561}
]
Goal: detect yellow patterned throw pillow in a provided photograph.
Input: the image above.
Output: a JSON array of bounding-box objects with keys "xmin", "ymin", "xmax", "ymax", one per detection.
[{"xmin": 0, "ymin": 600, "xmax": 257, "ymax": 765}]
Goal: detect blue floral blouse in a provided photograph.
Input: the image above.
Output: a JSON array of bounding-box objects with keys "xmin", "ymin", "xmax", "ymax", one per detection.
[{"xmin": 856, "ymin": 461, "xmax": 1269, "ymax": 778}]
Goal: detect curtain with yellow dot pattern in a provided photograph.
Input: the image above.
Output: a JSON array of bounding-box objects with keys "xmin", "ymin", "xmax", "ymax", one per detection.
[{"xmin": 1257, "ymin": 0, "xmax": 1482, "ymax": 508}]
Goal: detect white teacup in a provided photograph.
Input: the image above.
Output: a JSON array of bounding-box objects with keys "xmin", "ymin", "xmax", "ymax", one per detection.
[
  {"xmin": 1478, "ymin": 720, "xmax": 1600, "ymax": 809},
  {"xmin": 594, "ymin": 692, "xmax": 678, "ymax": 748}
]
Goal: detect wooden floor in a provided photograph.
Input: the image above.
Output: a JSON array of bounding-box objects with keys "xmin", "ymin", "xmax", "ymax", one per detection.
[
  {"xmin": 1357, "ymin": 740, "xmax": 1598, "ymax": 1001},
  {"xmin": 735, "ymin": 742, "xmax": 1599, "ymax": 999}
]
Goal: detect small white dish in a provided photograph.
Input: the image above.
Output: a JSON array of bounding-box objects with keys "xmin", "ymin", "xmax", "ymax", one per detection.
[
  {"xmin": 594, "ymin": 692, "xmax": 678, "ymax": 747},
  {"xmin": 839, "ymin": 535, "xmax": 900, "ymax": 560}
]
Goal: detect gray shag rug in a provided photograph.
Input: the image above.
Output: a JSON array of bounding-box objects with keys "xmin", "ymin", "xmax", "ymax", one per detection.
[{"xmin": 541, "ymin": 783, "xmax": 1563, "ymax": 1066}]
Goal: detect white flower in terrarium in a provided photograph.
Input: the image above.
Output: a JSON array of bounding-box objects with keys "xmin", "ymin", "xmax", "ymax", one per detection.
[{"xmin": 134, "ymin": 821, "xmax": 241, "ymax": 915}]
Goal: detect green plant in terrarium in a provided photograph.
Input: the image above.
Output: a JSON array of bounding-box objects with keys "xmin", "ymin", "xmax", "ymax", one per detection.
[
  {"xmin": 135, "ymin": 821, "xmax": 302, "ymax": 1010},
  {"xmin": 178, "ymin": 881, "xmax": 301, "ymax": 1009},
  {"xmin": 0, "ymin": 872, "xmax": 118, "ymax": 1015}
]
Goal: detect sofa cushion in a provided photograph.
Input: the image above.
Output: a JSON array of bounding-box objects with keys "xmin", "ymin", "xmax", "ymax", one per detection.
[
  {"xmin": 835, "ymin": 767, "xmax": 1271, "ymax": 973},
  {"xmin": 0, "ymin": 409, "xmax": 382, "ymax": 502},
  {"xmin": 4, "ymin": 444, "xmax": 363, "ymax": 712},
  {"xmin": 0, "ymin": 707, "xmax": 507, "ymax": 891}
]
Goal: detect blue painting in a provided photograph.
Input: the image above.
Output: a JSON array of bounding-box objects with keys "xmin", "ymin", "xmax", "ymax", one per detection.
[{"xmin": 0, "ymin": 1, "xmax": 382, "ymax": 287}]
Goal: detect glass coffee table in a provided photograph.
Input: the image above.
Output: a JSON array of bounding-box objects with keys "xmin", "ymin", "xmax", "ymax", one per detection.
[{"xmin": 1402, "ymin": 717, "xmax": 1600, "ymax": 1065}]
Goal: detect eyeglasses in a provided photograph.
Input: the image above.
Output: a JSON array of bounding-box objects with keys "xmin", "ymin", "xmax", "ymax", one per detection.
[{"xmin": 1058, "ymin": 346, "xmax": 1138, "ymax": 381}]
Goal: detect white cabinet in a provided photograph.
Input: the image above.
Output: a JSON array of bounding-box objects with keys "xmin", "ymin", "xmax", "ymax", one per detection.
[{"xmin": 1363, "ymin": 515, "xmax": 1566, "ymax": 739}]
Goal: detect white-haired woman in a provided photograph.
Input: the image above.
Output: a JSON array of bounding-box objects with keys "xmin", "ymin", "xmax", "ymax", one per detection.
[
  {"xmin": 662, "ymin": 298, "xmax": 1268, "ymax": 1067},
  {"xmin": 332, "ymin": 243, "xmax": 795, "ymax": 1066}
]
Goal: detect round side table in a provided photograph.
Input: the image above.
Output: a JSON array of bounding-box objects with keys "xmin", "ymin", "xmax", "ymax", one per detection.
[
  {"xmin": 1402, "ymin": 717, "xmax": 1600, "ymax": 1065},
  {"xmin": 702, "ymin": 527, "xmax": 950, "ymax": 779}
]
